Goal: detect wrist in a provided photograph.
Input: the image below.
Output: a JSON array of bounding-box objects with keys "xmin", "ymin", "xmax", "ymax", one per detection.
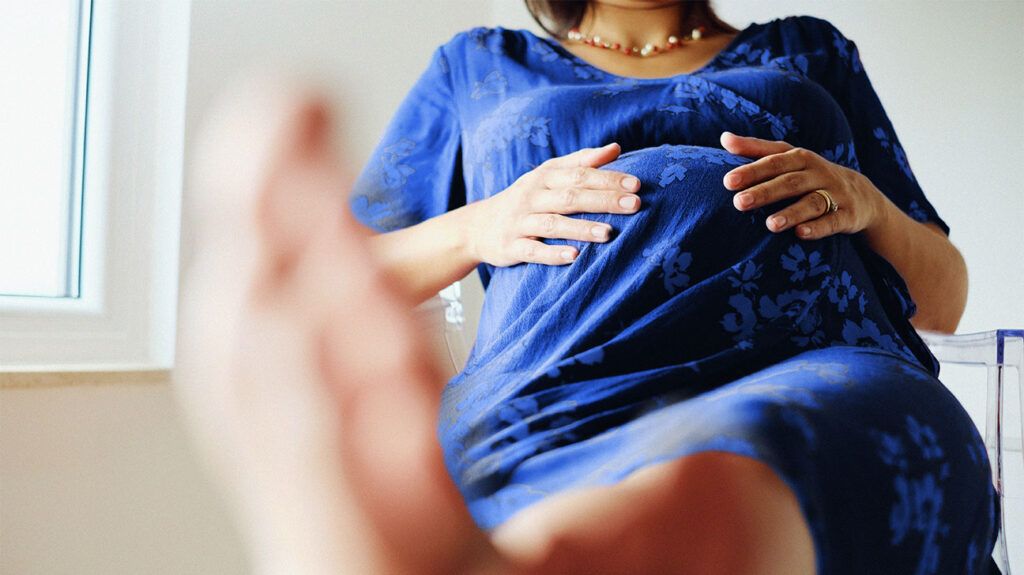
[
  {"xmin": 451, "ymin": 201, "xmax": 483, "ymax": 266},
  {"xmin": 859, "ymin": 171, "xmax": 894, "ymax": 236},
  {"xmin": 857, "ymin": 174, "xmax": 907, "ymax": 256}
]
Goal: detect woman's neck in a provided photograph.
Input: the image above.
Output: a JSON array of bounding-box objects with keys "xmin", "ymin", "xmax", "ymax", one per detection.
[{"xmin": 577, "ymin": 0, "xmax": 695, "ymax": 47}]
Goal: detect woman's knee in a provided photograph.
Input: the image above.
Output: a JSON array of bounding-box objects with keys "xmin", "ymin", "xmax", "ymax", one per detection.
[
  {"xmin": 625, "ymin": 451, "xmax": 817, "ymax": 575},
  {"xmin": 492, "ymin": 451, "xmax": 817, "ymax": 574}
]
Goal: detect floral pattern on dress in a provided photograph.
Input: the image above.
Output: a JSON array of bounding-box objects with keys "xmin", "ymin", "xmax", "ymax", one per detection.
[
  {"xmin": 468, "ymin": 26, "xmax": 505, "ymax": 54},
  {"xmin": 472, "ymin": 96, "xmax": 551, "ymax": 151},
  {"xmin": 661, "ymin": 77, "xmax": 798, "ymax": 140},
  {"xmin": 471, "ymin": 70, "xmax": 508, "ymax": 99},
  {"xmin": 714, "ymin": 41, "xmax": 817, "ymax": 85},
  {"xmin": 373, "ymin": 138, "xmax": 416, "ymax": 190},
  {"xmin": 781, "ymin": 244, "xmax": 831, "ymax": 282},
  {"xmin": 721, "ymin": 243, "xmax": 831, "ymax": 350},
  {"xmin": 642, "ymin": 244, "xmax": 693, "ymax": 295},
  {"xmin": 873, "ymin": 126, "xmax": 916, "ymax": 182},
  {"xmin": 765, "ymin": 53, "xmax": 813, "ymax": 82},
  {"xmin": 592, "ymin": 78, "xmax": 641, "ymax": 98},
  {"xmin": 728, "ymin": 260, "xmax": 763, "ymax": 294},
  {"xmin": 906, "ymin": 201, "xmax": 930, "ymax": 223},
  {"xmin": 472, "ymin": 96, "xmax": 552, "ymax": 195},
  {"xmin": 839, "ymin": 317, "xmax": 913, "ymax": 360},
  {"xmin": 820, "ymin": 140, "xmax": 860, "ymax": 171},
  {"xmin": 545, "ymin": 347, "xmax": 606, "ymax": 379},
  {"xmin": 827, "ymin": 270, "xmax": 867, "ymax": 314},
  {"xmin": 349, "ymin": 138, "xmax": 419, "ymax": 230},
  {"xmin": 529, "ymin": 40, "xmax": 606, "ymax": 80},
  {"xmin": 348, "ymin": 195, "xmax": 416, "ymax": 232},
  {"xmin": 869, "ymin": 415, "xmax": 952, "ymax": 575},
  {"xmin": 717, "ymin": 43, "xmax": 772, "ymax": 68},
  {"xmin": 656, "ymin": 146, "xmax": 746, "ymax": 187},
  {"xmin": 831, "ymin": 28, "xmax": 863, "ymax": 74},
  {"xmin": 529, "ymin": 41, "xmax": 560, "ymax": 63}
]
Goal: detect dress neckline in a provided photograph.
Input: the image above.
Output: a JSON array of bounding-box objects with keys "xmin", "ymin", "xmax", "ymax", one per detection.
[{"xmin": 522, "ymin": 21, "xmax": 762, "ymax": 83}]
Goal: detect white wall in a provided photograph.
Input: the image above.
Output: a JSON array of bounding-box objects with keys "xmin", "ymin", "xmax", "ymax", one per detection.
[
  {"xmin": 2, "ymin": 2, "xmax": 1020, "ymax": 574},
  {"xmin": 0, "ymin": 378, "xmax": 248, "ymax": 574}
]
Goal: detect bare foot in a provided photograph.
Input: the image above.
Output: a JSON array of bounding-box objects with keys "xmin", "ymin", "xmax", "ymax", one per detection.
[
  {"xmin": 172, "ymin": 75, "xmax": 817, "ymax": 575},
  {"xmin": 175, "ymin": 76, "xmax": 502, "ymax": 575}
]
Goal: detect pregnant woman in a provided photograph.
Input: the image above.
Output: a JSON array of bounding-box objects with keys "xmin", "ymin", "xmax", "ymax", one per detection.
[
  {"xmin": 348, "ymin": 1, "xmax": 998, "ymax": 573},
  {"xmin": 177, "ymin": 1, "xmax": 999, "ymax": 574}
]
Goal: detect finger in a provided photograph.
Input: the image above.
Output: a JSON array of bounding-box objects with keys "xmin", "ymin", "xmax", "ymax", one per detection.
[
  {"xmin": 765, "ymin": 190, "xmax": 831, "ymax": 232},
  {"xmin": 542, "ymin": 142, "xmax": 621, "ymax": 169},
  {"xmin": 541, "ymin": 165, "xmax": 641, "ymax": 194},
  {"xmin": 732, "ymin": 169, "xmax": 825, "ymax": 211},
  {"xmin": 795, "ymin": 211, "xmax": 847, "ymax": 241},
  {"xmin": 519, "ymin": 213, "xmax": 613, "ymax": 242},
  {"xmin": 723, "ymin": 146, "xmax": 813, "ymax": 191},
  {"xmin": 530, "ymin": 186, "xmax": 641, "ymax": 215},
  {"xmin": 720, "ymin": 131, "xmax": 795, "ymax": 159},
  {"xmin": 511, "ymin": 238, "xmax": 578, "ymax": 265}
]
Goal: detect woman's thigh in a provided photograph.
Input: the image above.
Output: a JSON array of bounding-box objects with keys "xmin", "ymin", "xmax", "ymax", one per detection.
[{"xmin": 488, "ymin": 346, "xmax": 998, "ymax": 575}]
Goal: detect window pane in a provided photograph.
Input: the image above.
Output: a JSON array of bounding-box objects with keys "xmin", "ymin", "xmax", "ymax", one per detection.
[{"xmin": 0, "ymin": 0, "xmax": 86, "ymax": 298}]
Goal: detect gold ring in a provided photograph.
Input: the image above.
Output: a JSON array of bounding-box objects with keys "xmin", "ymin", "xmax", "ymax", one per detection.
[{"xmin": 812, "ymin": 189, "xmax": 839, "ymax": 214}]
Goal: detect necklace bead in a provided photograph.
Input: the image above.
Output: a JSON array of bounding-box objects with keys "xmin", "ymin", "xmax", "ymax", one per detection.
[{"xmin": 567, "ymin": 26, "xmax": 707, "ymax": 57}]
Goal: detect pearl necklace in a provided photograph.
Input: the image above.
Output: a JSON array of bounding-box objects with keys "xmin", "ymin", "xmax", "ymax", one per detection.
[{"xmin": 567, "ymin": 25, "xmax": 707, "ymax": 57}]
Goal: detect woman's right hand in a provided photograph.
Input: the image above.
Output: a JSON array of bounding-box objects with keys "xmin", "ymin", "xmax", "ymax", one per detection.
[{"xmin": 465, "ymin": 142, "xmax": 642, "ymax": 267}]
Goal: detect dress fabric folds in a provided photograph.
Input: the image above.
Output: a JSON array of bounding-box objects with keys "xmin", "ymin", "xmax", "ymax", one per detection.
[{"xmin": 349, "ymin": 15, "xmax": 1000, "ymax": 575}]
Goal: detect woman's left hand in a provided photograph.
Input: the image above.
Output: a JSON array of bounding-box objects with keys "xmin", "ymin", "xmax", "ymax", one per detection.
[{"xmin": 719, "ymin": 131, "xmax": 887, "ymax": 241}]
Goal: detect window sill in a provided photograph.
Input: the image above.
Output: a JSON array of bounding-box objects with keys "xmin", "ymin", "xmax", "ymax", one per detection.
[{"xmin": 0, "ymin": 368, "xmax": 170, "ymax": 389}]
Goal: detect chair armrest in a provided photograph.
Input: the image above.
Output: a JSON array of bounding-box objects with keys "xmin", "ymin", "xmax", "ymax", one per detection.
[
  {"xmin": 917, "ymin": 329, "xmax": 1023, "ymax": 572},
  {"xmin": 916, "ymin": 329, "xmax": 1024, "ymax": 367},
  {"xmin": 438, "ymin": 281, "xmax": 471, "ymax": 373}
]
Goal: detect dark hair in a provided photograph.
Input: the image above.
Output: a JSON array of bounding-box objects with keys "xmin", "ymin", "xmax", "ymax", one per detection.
[{"xmin": 524, "ymin": 0, "xmax": 737, "ymax": 40}]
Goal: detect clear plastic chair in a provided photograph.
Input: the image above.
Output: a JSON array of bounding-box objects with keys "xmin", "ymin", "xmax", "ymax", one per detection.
[
  {"xmin": 422, "ymin": 280, "xmax": 1021, "ymax": 573},
  {"xmin": 917, "ymin": 328, "xmax": 1022, "ymax": 574}
]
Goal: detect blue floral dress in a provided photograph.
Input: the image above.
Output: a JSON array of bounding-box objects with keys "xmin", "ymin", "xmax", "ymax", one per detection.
[{"xmin": 348, "ymin": 15, "xmax": 1000, "ymax": 575}]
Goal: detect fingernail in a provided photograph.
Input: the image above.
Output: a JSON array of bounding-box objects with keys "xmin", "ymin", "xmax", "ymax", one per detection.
[
  {"xmin": 769, "ymin": 215, "xmax": 786, "ymax": 229},
  {"xmin": 622, "ymin": 176, "xmax": 639, "ymax": 190},
  {"xmin": 562, "ymin": 249, "xmax": 576, "ymax": 260},
  {"xmin": 619, "ymin": 195, "xmax": 640, "ymax": 210},
  {"xmin": 591, "ymin": 225, "xmax": 609, "ymax": 239},
  {"xmin": 736, "ymin": 193, "xmax": 753, "ymax": 208},
  {"xmin": 798, "ymin": 225, "xmax": 811, "ymax": 237},
  {"xmin": 725, "ymin": 172, "xmax": 742, "ymax": 187}
]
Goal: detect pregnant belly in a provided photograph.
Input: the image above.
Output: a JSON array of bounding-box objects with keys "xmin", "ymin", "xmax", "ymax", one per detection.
[
  {"xmin": 459, "ymin": 143, "xmax": 926, "ymax": 383},
  {"xmin": 469, "ymin": 144, "xmax": 788, "ymax": 360}
]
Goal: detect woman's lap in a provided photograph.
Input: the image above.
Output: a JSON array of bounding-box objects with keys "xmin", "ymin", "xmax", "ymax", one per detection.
[{"xmin": 474, "ymin": 346, "xmax": 998, "ymax": 575}]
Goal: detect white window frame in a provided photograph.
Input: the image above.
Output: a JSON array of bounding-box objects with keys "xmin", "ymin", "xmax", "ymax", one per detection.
[{"xmin": 0, "ymin": 0, "xmax": 191, "ymax": 372}]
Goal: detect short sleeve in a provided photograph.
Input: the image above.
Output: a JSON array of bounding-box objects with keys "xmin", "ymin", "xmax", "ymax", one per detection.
[
  {"xmin": 812, "ymin": 18, "xmax": 951, "ymax": 236},
  {"xmin": 348, "ymin": 43, "xmax": 465, "ymax": 233}
]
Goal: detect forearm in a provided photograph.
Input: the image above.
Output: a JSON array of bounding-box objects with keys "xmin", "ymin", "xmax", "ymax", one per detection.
[
  {"xmin": 861, "ymin": 179, "xmax": 968, "ymax": 333},
  {"xmin": 367, "ymin": 203, "xmax": 482, "ymax": 306}
]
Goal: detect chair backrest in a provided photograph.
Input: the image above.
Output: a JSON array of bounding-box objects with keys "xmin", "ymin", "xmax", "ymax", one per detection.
[{"xmin": 918, "ymin": 328, "xmax": 1022, "ymax": 574}]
